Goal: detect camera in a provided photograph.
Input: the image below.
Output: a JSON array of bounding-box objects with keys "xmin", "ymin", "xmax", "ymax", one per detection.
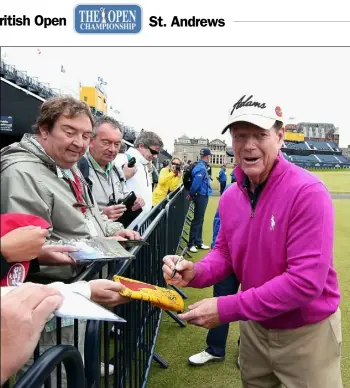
[
  {"xmin": 107, "ymin": 195, "xmax": 118, "ymax": 207},
  {"xmin": 172, "ymin": 163, "xmax": 181, "ymax": 172},
  {"xmin": 128, "ymin": 157, "xmax": 136, "ymax": 168}
]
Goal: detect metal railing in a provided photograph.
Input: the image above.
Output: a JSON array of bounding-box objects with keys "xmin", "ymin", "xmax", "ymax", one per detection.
[
  {"xmin": 5, "ymin": 186, "xmax": 189, "ymax": 388},
  {"xmin": 14, "ymin": 345, "xmax": 86, "ymax": 388}
]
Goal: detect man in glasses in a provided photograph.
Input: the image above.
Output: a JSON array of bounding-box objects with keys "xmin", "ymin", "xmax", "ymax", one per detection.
[
  {"xmin": 78, "ymin": 116, "xmax": 144, "ymax": 225},
  {"xmin": 116, "ymin": 130, "xmax": 164, "ymax": 229}
]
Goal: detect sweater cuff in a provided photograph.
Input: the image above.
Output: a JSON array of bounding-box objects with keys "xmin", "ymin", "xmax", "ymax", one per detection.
[
  {"xmin": 217, "ymin": 294, "xmax": 240, "ymax": 324},
  {"xmin": 187, "ymin": 263, "xmax": 207, "ymax": 288},
  {"xmin": 48, "ymin": 281, "xmax": 92, "ymax": 300}
]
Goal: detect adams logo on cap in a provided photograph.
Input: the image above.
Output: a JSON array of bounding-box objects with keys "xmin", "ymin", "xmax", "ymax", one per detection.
[
  {"xmin": 230, "ymin": 95, "xmax": 267, "ymax": 115},
  {"xmin": 222, "ymin": 94, "xmax": 284, "ymax": 135}
]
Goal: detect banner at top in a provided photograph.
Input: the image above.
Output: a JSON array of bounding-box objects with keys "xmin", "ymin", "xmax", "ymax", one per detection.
[{"xmin": 74, "ymin": 4, "xmax": 142, "ymax": 34}]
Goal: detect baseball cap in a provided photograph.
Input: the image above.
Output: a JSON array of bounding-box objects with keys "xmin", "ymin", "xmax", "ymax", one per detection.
[
  {"xmin": 199, "ymin": 148, "xmax": 211, "ymax": 156},
  {"xmin": 1, "ymin": 213, "xmax": 50, "ymax": 237},
  {"xmin": 222, "ymin": 94, "xmax": 284, "ymax": 135}
]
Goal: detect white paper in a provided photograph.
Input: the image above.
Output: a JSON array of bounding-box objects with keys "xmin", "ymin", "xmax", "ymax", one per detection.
[{"xmin": 54, "ymin": 290, "xmax": 126, "ymax": 323}]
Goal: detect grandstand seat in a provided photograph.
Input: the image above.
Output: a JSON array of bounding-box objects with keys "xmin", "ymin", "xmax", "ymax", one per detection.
[
  {"xmin": 337, "ymin": 155, "xmax": 350, "ymax": 164},
  {"xmin": 315, "ymin": 154, "xmax": 338, "ymax": 163},
  {"xmin": 306, "ymin": 141, "xmax": 333, "ymax": 151},
  {"xmin": 291, "ymin": 155, "xmax": 319, "ymax": 163},
  {"xmin": 284, "ymin": 141, "xmax": 308, "ymax": 150}
]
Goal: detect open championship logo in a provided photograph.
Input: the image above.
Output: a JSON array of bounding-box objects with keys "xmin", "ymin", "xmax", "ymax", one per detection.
[{"xmin": 74, "ymin": 4, "xmax": 142, "ymax": 34}]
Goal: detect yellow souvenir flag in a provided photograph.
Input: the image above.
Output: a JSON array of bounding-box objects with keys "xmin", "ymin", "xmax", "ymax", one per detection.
[{"xmin": 113, "ymin": 275, "xmax": 184, "ymax": 313}]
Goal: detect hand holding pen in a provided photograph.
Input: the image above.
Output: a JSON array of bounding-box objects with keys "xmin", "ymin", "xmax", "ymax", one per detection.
[
  {"xmin": 162, "ymin": 248, "xmax": 196, "ymax": 287},
  {"xmin": 170, "ymin": 247, "xmax": 188, "ymax": 279}
]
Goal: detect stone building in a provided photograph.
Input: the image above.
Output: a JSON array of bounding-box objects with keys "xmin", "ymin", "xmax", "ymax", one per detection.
[
  {"xmin": 174, "ymin": 135, "xmax": 235, "ymax": 165},
  {"xmin": 173, "ymin": 135, "xmax": 208, "ymax": 163},
  {"xmin": 208, "ymin": 139, "xmax": 232, "ymax": 165}
]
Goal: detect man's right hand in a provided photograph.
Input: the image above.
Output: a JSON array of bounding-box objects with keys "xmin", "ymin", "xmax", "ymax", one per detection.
[
  {"xmin": 0, "ymin": 283, "xmax": 63, "ymax": 384},
  {"xmin": 186, "ymin": 195, "xmax": 193, "ymax": 201},
  {"xmin": 1, "ymin": 226, "xmax": 49, "ymax": 263},
  {"xmin": 123, "ymin": 165, "xmax": 137, "ymax": 180},
  {"xmin": 162, "ymin": 255, "xmax": 196, "ymax": 287},
  {"xmin": 103, "ymin": 204, "xmax": 127, "ymax": 221}
]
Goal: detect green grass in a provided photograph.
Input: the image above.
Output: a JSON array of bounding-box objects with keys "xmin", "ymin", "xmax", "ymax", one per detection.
[
  {"xmin": 210, "ymin": 167, "xmax": 350, "ymax": 193},
  {"xmin": 311, "ymin": 170, "xmax": 350, "ymax": 193},
  {"xmin": 148, "ymin": 197, "xmax": 350, "ymax": 388}
]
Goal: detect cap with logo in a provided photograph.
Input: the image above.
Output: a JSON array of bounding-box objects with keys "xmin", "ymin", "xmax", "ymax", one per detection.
[
  {"xmin": 199, "ymin": 148, "xmax": 211, "ymax": 156},
  {"xmin": 222, "ymin": 94, "xmax": 284, "ymax": 135},
  {"xmin": 0, "ymin": 213, "xmax": 50, "ymax": 287}
]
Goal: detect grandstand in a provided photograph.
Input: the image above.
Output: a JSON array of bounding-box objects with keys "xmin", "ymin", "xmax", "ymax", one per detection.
[
  {"xmin": 0, "ymin": 59, "xmax": 128, "ymax": 146},
  {"xmin": 282, "ymin": 129, "xmax": 350, "ymax": 169}
]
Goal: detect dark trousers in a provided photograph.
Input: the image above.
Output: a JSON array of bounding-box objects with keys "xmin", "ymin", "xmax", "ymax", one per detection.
[
  {"xmin": 206, "ymin": 273, "xmax": 240, "ymax": 357},
  {"xmin": 188, "ymin": 195, "xmax": 209, "ymax": 247},
  {"xmin": 220, "ymin": 181, "xmax": 227, "ymax": 195}
]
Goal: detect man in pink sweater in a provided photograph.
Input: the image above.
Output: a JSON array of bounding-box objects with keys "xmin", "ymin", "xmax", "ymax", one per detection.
[{"xmin": 163, "ymin": 94, "xmax": 342, "ymax": 388}]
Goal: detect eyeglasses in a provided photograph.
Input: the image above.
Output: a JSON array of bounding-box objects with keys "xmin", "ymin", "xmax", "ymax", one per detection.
[
  {"xmin": 172, "ymin": 163, "xmax": 181, "ymax": 167},
  {"xmin": 148, "ymin": 147, "xmax": 159, "ymax": 156}
]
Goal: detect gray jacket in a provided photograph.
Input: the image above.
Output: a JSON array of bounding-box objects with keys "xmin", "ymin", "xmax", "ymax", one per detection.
[
  {"xmin": 0, "ymin": 134, "xmax": 124, "ymax": 280},
  {"xmin": 84, "ymin": 152, "xmax": 128, "ymax": 210}
]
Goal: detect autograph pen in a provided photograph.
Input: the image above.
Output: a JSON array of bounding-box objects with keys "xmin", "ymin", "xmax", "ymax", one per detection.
[{"xmin": 170, "ymin": 247, "xmax": 188, "ymax": 279}]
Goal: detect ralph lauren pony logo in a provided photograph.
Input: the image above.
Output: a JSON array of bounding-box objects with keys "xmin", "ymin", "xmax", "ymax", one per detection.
[{"xmin": 230, "ymin": 95, "xmax": 267, "ymax": 116}]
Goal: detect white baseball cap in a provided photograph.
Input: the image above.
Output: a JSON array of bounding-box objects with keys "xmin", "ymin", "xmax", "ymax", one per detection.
[{"xmin": 221, "ymin": 94, "xmax": 284, "ymax": 135}]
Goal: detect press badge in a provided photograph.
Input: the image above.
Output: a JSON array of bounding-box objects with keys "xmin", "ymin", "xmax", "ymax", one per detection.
[{"xmin": 85, "ymin": 218, "xmax": 98, "ymax": 237}]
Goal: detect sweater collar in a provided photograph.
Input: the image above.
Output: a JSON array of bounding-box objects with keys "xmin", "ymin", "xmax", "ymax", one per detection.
[{"xmin": 234, "ymin": 151, "xmax": 290, "ymax": 191}]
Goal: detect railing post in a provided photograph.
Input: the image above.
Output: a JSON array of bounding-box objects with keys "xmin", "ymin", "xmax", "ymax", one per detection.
[{"xmin": 13, "ymin": 345, "xmax": 86, "ymax": 388}]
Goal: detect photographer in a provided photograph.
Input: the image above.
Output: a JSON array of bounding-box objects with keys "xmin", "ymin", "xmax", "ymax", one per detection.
[
  {"xmin": 152, "ymin": 157, "xmax": 183, "ymax": 206},
  {"xmin": 78, "ymin": 116, "xmax": 145, "ymax": 224}
]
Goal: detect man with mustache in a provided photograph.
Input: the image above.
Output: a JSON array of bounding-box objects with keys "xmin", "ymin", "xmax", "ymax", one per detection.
[{"xmin": 79, "ymin": 116, "xmax": 144, "ymax": 225}]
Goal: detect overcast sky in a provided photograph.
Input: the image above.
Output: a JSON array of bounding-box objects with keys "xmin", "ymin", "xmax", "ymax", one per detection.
[{"xmin": 2, "ymin": 47, "xmax": 349, "ymax": 151}]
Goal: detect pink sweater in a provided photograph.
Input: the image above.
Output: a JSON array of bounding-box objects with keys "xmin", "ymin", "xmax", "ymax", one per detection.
[{"xmin": 188, "ymin": 153, "xmax": 340, "ymax": 329}]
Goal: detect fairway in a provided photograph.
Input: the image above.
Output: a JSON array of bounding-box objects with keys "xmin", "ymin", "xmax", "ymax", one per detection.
[
  {"xmin": 311, "ymin": 170, "xmax": 350, "ymax": 193},
  {"xmin": 210, "ymin": 167, "xmax": 350, "ymax": 193},
  {"xmin": 149, "ymin": 190, "xmax": 350, "ymax": 387}
]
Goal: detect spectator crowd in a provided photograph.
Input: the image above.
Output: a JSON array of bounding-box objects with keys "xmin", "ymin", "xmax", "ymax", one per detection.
[{"xmin": 1, "ymin": 92, "xmax": 343, "ymax": 388}]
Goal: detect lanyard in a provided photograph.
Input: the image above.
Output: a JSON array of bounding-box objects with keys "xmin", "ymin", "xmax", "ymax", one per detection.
[
  {"xmin": 70, "ymin": 172, "xmax": 86, "ymax": 213},
  {"xmin": 62, "ymin": 170, "xmax": 89, "ymax": 214},
  {"xmin": 90, "ymin": 162, "xmax": 117, "ymax": 201}
]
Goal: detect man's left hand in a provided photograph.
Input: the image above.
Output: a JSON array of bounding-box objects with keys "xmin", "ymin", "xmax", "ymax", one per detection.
[
  {"xmin": 178, "ymin": 298, "xmax": 220, "ymax": 329},
  {"xmin": 131, "ymin": 197, "xmax": 145, "ymax": 211},
  {"xmin": 113, "ymin": 229, "xmax": 141, "ymax": 240}
]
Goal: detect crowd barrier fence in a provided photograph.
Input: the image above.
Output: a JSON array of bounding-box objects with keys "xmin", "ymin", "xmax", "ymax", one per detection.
[{"xmin": 5, "ymin": 186, "xmax": 190, "ymax": 388}]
